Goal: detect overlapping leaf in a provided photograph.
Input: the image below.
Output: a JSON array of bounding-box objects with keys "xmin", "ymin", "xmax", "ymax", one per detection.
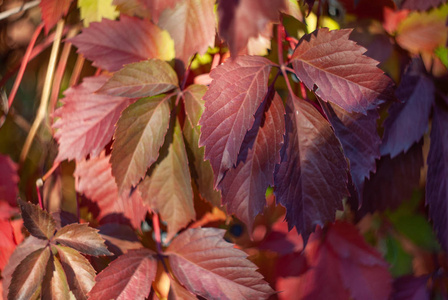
[
  {"xmin": 219, "ymin": 93, "xmax": 285, "ymax": 232},
  {"xmin": 88, "ymin": 248, "xmax": 157, "ymax": 299},
  {"xmin": 111, "ymin": 95, "xmax": 171, "ymax": 192},
  {"xmin": 166, "ymin": 228, "xmax": 274, "ymax": 299},
  {"xmin": 392, "ymin": 275, "xmax": 430, "ymax": 299},
  {"xmin": 291, "ymin": 28, "xmax": 395, "ymax": 113},
  {"xmin": 70, "ymin": 16, "xmax": 174, "ymax": 72},
  {"xmin": 54, "ymin": 223, "xmax": 111, "ymax": 256},
  {"xmin": 140, "ymin": 120, "xmax": 195, "ymax": 242},
  {"xmin": 426, "ymin": 100, "xmax": 448, "ymax": 251},
  {"xmin": 18, "ymin": 199, "xmax": 56, "ymax": 240},
  {"xmin": 169, "ymin": 278, "xmax": 197, "ymax": 299},
  {"xmin": 140, "ymin": 0, "xmax": 179, "ymax": 22},
  {"xmin": 41, "ymin": 256, "xmax": 70, "ymax": 300},
  {"xmin": 78, "ymin": 0, "xmax": 119, "ymax": 26},
  {"xmin": 39, "ymin": 0, "xmax": 74, "ymax": 34},
  {"xmin": 0, "ymin": 154, "xmax": 19, "ymax": 206},
  {"xmin": 158, "ymin": 0, "xmax": 216, "ymax": 63},
  {"xmin": 53, "ymin": 75, "xmax": 133, "ymax": 162},
  {"xmin": 98, "ymin": 59, "xmax": 178, "ymax": 98},
  {"xmin": 75, "ymin": 152, "xmax": 147, "ymax": 229},
  {"xmin": 274, "ymin": 96, "xmax": 348, "ymax": 242},
  {"xmin": 199, "ymin": 56, "xmax": 273, "ymax": 185},
  {"xmin": 113, "ymin": 0, "xmax": 150, "ymax": 18},
  {"xmin": 401, "ymin": 0, "xmax": 447, "ymax": 10}
]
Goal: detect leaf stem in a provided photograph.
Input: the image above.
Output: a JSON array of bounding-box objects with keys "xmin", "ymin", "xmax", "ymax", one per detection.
[
  {"xmin": 36, "ymin": 179, "xmax": 44, "ymax": 209},
  {"xmin": 181, "ymin": 53, "xmax": 197, "ymax": 90},
  {"xmin": 68, "ymin": 55, "xmax": 85, "ymax": 87},
  {"xmin": 42, "ymin": 161, "xmax": 60, "ymax": 182},
  {"xmin": 277, "ymin": 23, "xmax": 285, "ymax": 66},
  {"xmin": 152, "ymin": 213, "xmax": 163, "ymax": 253},
  {"xmin": 316, "ymin": 0, "xmax": 322, "ymax": 30}
]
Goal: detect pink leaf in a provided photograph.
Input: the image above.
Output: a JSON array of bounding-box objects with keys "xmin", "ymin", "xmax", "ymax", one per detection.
[
  {"xmin": 39, "ymin": 0, "xmax": 73, "ymax": 34},
  {"xmin": 199, "ymin": 55, "xmax": 273, "ymax": 185},
  {"xmin": 0, "ymin": 154, "xmax": 19, "ymax": 207}
]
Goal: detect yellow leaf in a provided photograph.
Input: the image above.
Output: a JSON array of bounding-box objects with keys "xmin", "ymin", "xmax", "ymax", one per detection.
[{"xmin": 78, "ymin": 0, "xmax": 119, "ymax": 27}]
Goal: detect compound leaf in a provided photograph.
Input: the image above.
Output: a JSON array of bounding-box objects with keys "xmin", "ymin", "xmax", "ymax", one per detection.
[{"xmin": 18, "ymin": 199, "xmax": 56, "ymax": 240}]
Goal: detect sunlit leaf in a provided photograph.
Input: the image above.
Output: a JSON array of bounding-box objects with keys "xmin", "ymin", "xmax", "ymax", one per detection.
[
  {"xmin": 78, "ymin": 0, "xmax": 119, "ymax": 27},
  {"xmin": 39, "ymin": 0, "xmax": 74, "ymax": 34},
  {"xmin": 41, "ymin": 255, "xmax": 70, "ymax": 300}
]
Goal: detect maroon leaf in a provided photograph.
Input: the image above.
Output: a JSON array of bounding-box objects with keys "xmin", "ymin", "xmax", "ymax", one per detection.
[
  {"xmin": 290, "ymin": 222, "xmax": 392, "ymax": 300},
  {"xmin": 54, "ymin": 223, "xmax": 112, "ymax": 256},
  {"xmin": 139, "ymin": 0, "xmax": 179, "ymax": 22},
  {"xmin": 53, "ymin": 75, "xmax": 133, "ymax": 162},
  {"xmin": 169, "ymin": 279, "xmax": 197, "ymax": 299},
  {"xmin": 88, "ymin": 248, "xmax": 157, "ymax": 300},
  {"xmin": 18, "ymin": 199, "xmax": 56, "ymax": 240},
  {"xmin": 218, "ymin": 0, "xmax": 286, "ymax": 56},
  {"xmin": 98, "ymin": 223, "xmax": 142, "ymax": 255},
  {"xmin": 0, "ymin": 154, "xmax": 19, "ymax": 207},
  {"xmin": 166, "ymin": 228, "xmax": 274, "ymax": 300},
  {"xmin": 70, "ymin": 16, "xmax": 174, "ymax": 72},
  {"xmin": 140, "ymin": 120, "xmax": 195, "ymax": 242},
  {"xmin": 426, "ymin": 100, "xmax": 448, "ymax": 251},
  {"xmin": 111, "ymin": 95, "xmax": 171, "ymax": 193},
  {"xmin": 75, "ymin": 152, "xmax": 147, "ymax": 229},
  {"xmin": 380, "ymin": 70, "xmax": 434, "ymax": 158},
  {"xmin": 219, "ymin": 92, "xmax": 285, "ymax": 232},
  {"xmin": 56, "ymin": 245, "xmax": 96, "ymax": 300},
  {"xmin": 401, "ymin": 0, "xmax": 447, "ymax": 10},
  {"xmin": 274, "ymin": 96, "xmax": 348, "ymax": 242},
  {"xmin": 158, "ymin": 0, "xmax": 216, "ymax": 63},
  {"xmin": 291, "ymin": 28, "xmax": 395, "ymax": 113},
  {"xmin": 199, "ymin": 56, "xmax": 273, "ymax": 185},
  {"xmin": 392, "ymin": 275, "xmax": 430, "ymax": 300},
  {"xmin": 41, "ymin": 255, "xmax": 70, "ymax": 300},
  {"xmin": 39, "ymin": 0, "xmax": 73, "ymax": 34},
  {"xmin": 97, "ymin": 59, "xmax": 179, "ymax": 98},
  {"xmin": 321, "ymin": 102, "xmax": 380, "ymax": 204},
  {"xmin": 8, "ymin": 247, "xmax": 51, "ymax": 300}
]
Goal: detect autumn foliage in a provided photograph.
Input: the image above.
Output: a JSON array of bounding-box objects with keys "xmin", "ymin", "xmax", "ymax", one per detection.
[{"xmin": 0, "ymin": 0, "xmax": 448, "ymax": 299}]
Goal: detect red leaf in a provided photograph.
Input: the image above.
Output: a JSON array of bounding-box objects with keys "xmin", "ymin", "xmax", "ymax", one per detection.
[
  {"xmin": 0, "ymin": 154, "xmax": 19, "ymax": 207},
  {"xmin": 75, "ymin": 152, "xmax": 148, "ymax": 229},
  {"xmin": 88, "ymin": 248, "xmax": 157, "ymax": 300},
  {"xmin": 166, "ymin": 228, "xmax": 274, "ymax": 300},
  {"xmin": 70, "ymin": 16, "xmax": 174, "ymax": 72},
  {"xmin": 97, "ymin": 59, "xmax": 179, "ymax": 98},
  {"xmin": 140, "ymin": 120, "xmax": 195, "ymax": 242},
  {"xmin": 53, "ymin": 75, "xmax": 133, "ymax": 162},
  {"xmin": 54, "ymin": 223, "xmax": 112, "ymax": 256},
  {"xmin": 8, "ymin": 247, "xmax": 51, "ymax": 300},
  {"xmin": 274, "ymin": 96, "xmax": 348, "ymax": 242},
  {"xmin": 56, "ymin": 245, "xmax": 96, "ymax": 300},
  {"xmin": 401, "ymin": 0, "xmax": 446, "ymax": 10},
  {"xmin": 111, "ymin": 95, "xmax": 171, "ymax": 192},
  {"xmin": 289, "ymin": 222, "xmax": 392, "ymax": 300},
  {"xmin": 18, "ymin": 199, "xmax": 56, "ymax": 240},
  {"xmin": 218, "ymin": 0, "xmax": 285, "ymax": 56},
  {"xmin": 0, "ymin": 220, "xmax": 17, "ymax": 271},
  {"xmin": 199, "ymin": 56, "xmax": 273, "ymax": 185},
  {"xmin": 219, "ymin": 93, "xmax": 285, "ymax": 232},
  {"xmin": 158, "ymin": 0, "xmax": 216, "ymax": 63},
  {"xmin": 39, "ymin": 0, "xmax": 73, "ymax": 34},
  {"xmin": 392, "ymin": 275, "xmax": 430, "ymax": 300},
  {"xmin": 291, "ymin": 28, "xmax": 395, "ymax": 113},
  {"xmin": 41, "ymin": 255, "xmax": 70, "ymax": 300},
  {"xmin": 139, "ymin": 0, "xmax": 179, "ymax": 22}
]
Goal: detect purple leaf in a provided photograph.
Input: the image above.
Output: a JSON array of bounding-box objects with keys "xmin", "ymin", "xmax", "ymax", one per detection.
[
  {"xmin": 392, "ymin": 275, "xmax": 430, "ymax": 300},
  {"xmin": 199, "ymin": 55, "xmax": 273, "ymax": 185},
  {"xmin": 0, "ymin": 154, "xmax": 19, "ymax": 207},
  {"xmin": 18, "ymin": 199, "xmax": 56, "ymax": 240},
  {"xmin": 291, "ymin": 28, "xmax": 395, "ymax": 113},
  {"xmin": 219, "ymin": 92, "xmax": 285, "ymax": 232},
  {"xmin": 274, "ymin": 96, "xmax": 349, "ymax": 243}
]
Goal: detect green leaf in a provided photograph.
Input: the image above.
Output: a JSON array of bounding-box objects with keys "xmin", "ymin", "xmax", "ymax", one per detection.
[
  {"xmin": 18, "ymin": 199, "xmax": 56, "ymax": 240},
  {"xmin": 140, "ymin": 120, "xmax": 195, "ymax": 242},
  {"xmin": 435, "ymin": 46, "xmax": 448, "ymax": 68},
  {"xmin": 384, "ymin": 234, "xmax": 413, "ymax": 277},
  {"xmin": 8, "ymin": 247, "xmax": 51, "ymax": 300},
  {"xmin": 98, "ymin": 59, "xmax": 179, "ymax": 98},
  {"xmin": 111, "ymin": 95, "xmax": 171, "ymax": 193},
  {"xmin": 78, "ymin": 0, "xmax": 119, "ymax": 27},
  {"xmin": 54, "ymin": 223, "xmax": 112, "ymax": 256},
  {"xmin": 41, "ymin": 255, "xmax": 70, "ymax": 300}
]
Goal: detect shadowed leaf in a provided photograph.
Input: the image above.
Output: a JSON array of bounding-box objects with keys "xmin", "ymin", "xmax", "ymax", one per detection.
[
  {"xmin": 39, "ymin": 0, "xmax": 74, "ymax": 34},
  {"xmin": 401, "ymin": 0, "xmax": 447, "ymax": 10},
  {"xmin": 0, "ymin": 154, "xmax": 19, "ymax": 207},
  {"xmin": 41, "ymin": 255, "xmax": 70, "ymax": 300},
  {"xmin": 169, "ymin": 279, "xmax": 197, "ymax": 299},
  {"xmin": 139, "ymin": 0, "xmax": 179, "ymax": 22},
  {"xmin": 18, "ymin": 199, "xmax": 56, "ymax": 240}
]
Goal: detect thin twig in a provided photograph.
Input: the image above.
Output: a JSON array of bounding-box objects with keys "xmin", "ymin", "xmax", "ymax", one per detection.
[
  {"xmin": 0, "ymin": 0, "xmax": 40, "ymax": 21},
  {"xmin": 20, "ymin": 20, "xmax": 65, "ymax": 164},
  {"xmin": 152, "ymin": 213, "xmax": 163, "ymax": 254},
  {"xmin": 68, "ymin": 54, "xmax": 85, "ymax": 87}
]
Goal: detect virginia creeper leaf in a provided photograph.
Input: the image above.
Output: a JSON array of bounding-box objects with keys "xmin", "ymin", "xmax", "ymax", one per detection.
[
  {"xmin": 291, "ymin": 28, "xmax": 395, "ymax": 113},
  {"xmin": 426, "ymin": 100, "xmax": 448, "ymax": 252},
  {"xmin": 401, "ymin": 0, "xmax": 447, "ymax": 10},
  {"xmin": 219, "ymin": 92, "xmax": 285, "ymax": 232},
  {"xmin": 321, "ymin": 102, "xmax": 380, "ymax": 204},
  {"xmin": 53, "ymin": 75, "xmax": 133, "ymax": 162},
  {"xmin": 199, "ymin": 55, "xmax": 273, "ymax": 185},
  {"xmin": 98, "ymin": 223, "xmax": 142, "ymax": 255},
  {"xmin": 78, "ymin": 0, "xmax": 119, "ymax": 27},
  {"xmin": 169, "ymin": 278, "xmax": 197, "ymax": 300},
  {"xmin": 140, "ymin": 120, "xmax": 195, "ymax": 242},
  {"xmin": 41, "ymin": 255, "xmax": 70, "ymax": 300},
  {"xmin": 56, "ymin": 245, "xmax": 96, "ymax": 300},
  {"xmin": 88, "ymin": 248, "xmax": 157, "ymax": 300},
  {"xmin": 218, "ymin": 0, "xmax": 286, "ymax": 56},
  {"xmin": 166, "ymin": 228, "xmax": 274, "ymax": 299},
  {"xmin": 392, "ymin": 275, "xmax": 430, "ymax": 300},
  {"xmin": 54, "ymin": 223, "xmax": 112, "ymax": 256},
  {"xmin": 381, "ymin": 67, "xmax": 435, "ymax": 158},
  {"xmin": 113, "ymin": 0, "xmax": 150, "ymax": 18},
  {"xmin": 0, "ymin": 154, "xmax": 19, "ymax": 207},
  {"xmin": 75, "ymin": 152, "xmax": 147, "ymax": 229},
  {"xmin": 158, "ymin": 0, "xmax": 216, "ymax": 64},
  {"xmin": 0, "ymin": 220, "xmax": 16, "ymax": 271},
  {"xmin": 39, "ymin": 0, "xmax": 74, "ymax": 34},
  {"xmin": 18, "ymin": 199, "xmax": 56, "ymax": 240},
  {"xmin": 139, "ymin": 0, "xmax": 179, "ymax": 23},
  {"xmin": 70, "ymin": 16, "xmax": 174, "ymax": 72},
  {"xmin": 98, "ymin": 59, "xmax": 178, "ymax": 98},
  {"xmin": 183, "ymin": 84, "xmax": 207, "ymax": 127},
  {"xmin": 8, "ymin": 247, "xmax": 51, "ymax": 300},
  {"xmin": 111, "ymin": 95, "xmax": 171, "ymax": 193},
  {"xmin": 274, "ymin": 96, "xmax": 349, "ymax": 243}
]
